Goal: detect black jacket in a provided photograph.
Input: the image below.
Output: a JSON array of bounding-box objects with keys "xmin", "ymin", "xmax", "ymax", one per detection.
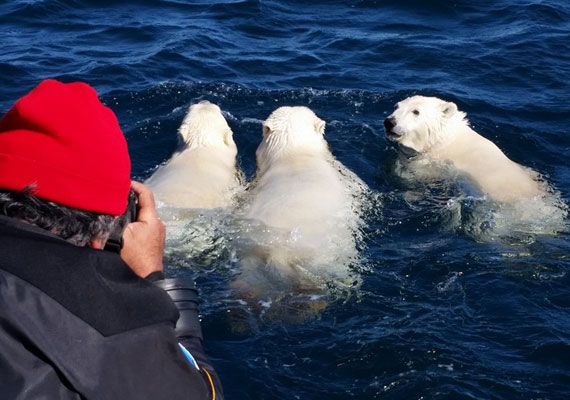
[{"xmin": 0, "ymin": 215, "xmax": 223, "ymax": 399}]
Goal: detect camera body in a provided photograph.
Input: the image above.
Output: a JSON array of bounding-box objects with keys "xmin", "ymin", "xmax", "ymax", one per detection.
[{"xmin": 104, "ymin": 190, "xmax": 139, "ymax": 253}]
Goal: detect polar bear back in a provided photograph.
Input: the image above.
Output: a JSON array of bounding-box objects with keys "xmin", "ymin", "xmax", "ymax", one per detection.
[
  {"xmin": 246, "ymin": 154, "xmax": 351, "ymax": 240},
  {"xmin": 434, "ymin": 125, "xmax": 542, "ymax": 203},
  {"xmin": 146, "ymin": 146, "xmax": 238, "ymax": 208}
]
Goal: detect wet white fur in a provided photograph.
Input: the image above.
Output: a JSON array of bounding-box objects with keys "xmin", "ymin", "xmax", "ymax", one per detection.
[
  {"xmin": 145, "ymin": 101, "xmax": 240, "ymax": 208},
  {"xmin": 237, "ymin": 106, "xmax": 361, "ymax": 292},
  {"xmin": 386, "ymin": 96, "xmax": 542, "ymax": 203}
]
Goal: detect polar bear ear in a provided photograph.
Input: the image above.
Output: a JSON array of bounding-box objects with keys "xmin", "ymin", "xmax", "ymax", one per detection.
[
  {"xmin": 441, "ymin": 101, "xmax": 458, "ymax": 118},
  {"xmin": 314, "ymin": 119, "xmax": 326, "ymax": 136},
  {"xmin": 262, "ymin": 123, "xmax": 271, "ymax": 137},
  {"xmin": 223, "ymin": 128, "xmax": 233, "ymax": 146}
]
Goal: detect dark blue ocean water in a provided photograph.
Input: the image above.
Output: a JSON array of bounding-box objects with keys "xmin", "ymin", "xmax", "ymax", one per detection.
[{"xmin": 2, "ymin": 1, "xmax": 570, "ymax": 399}]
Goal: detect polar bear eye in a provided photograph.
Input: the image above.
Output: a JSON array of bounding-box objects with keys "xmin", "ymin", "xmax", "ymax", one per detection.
[{"xmin": 412, "ymin": 109, "xmax": 420, "ymax": 116}]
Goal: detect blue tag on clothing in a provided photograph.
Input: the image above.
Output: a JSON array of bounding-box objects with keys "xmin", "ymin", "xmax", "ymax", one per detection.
[{"xmin": 178, "ymin": 343, "xmax": 200, "ymax": 370}]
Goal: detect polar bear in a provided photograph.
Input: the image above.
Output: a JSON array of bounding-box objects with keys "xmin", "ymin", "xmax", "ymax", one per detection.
[
  {"xmin": 145, "ymin": 101, "xmax": 241, "ymax": 209},
  {"xmin": 233, "ymin": 106, "xmax": 364, "ymax": 298},
  {"xmin": 383, "ymin": 95, "xmax": 543, "ymax": 203}
]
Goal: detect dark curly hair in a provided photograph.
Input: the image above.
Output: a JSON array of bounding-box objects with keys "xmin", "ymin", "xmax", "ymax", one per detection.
[{"xmin": 0, "ymin": 187, "xmax": 115, "ymax": 246}]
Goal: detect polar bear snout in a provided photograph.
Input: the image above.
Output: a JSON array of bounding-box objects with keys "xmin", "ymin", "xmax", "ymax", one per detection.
[
  {"xmin": 384, "ymin": 117, "xmax": 395, "ymax": 131},
  {"xmin": 383, "ymin": 116, "xmax": 401, "ymax": 140}
]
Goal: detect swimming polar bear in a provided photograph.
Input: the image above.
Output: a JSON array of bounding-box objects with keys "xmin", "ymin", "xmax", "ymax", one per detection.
[
  {"xmin": 383, "ymin": 95, "xmax": 568, "ymax": 238},
  {"xmin": 384, "ymin": 95, "xmax": 543, "ymax": 203},
  {"xmin": 145, "ymin": 101, "xmax": 241, "ymax": 209},
  {"xmin": 233, "ymin": 106, "xmax": 365, "ymax": 298}
]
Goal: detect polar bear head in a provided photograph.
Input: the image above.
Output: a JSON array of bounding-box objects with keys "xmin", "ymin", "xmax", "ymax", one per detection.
[
  {"xmin": 384, "ymin": 96, "xmax": 466, "ymax": 153},
  {"xmin": 255, "ymin": 106, "xmax": 328, "ymax": 172},
  {"xmin": 178, "ymin": 101, "xmax": 236, "ymax": 151}
]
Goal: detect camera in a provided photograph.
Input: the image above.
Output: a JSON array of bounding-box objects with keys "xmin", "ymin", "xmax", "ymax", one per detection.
[{"xmin": 104, "ymin": 190, "xmax": 139, "ymax": 253}]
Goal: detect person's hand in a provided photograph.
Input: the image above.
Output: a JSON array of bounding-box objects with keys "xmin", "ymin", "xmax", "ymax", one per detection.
[{"xmin": 120, "ymin": 181, "xmax": 165, "ymax": 278}]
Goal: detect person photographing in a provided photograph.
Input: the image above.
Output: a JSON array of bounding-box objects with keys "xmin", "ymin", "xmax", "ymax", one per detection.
[{"xmin": 0, "ymin": 79, "xmax": 223, "ymax": 399}]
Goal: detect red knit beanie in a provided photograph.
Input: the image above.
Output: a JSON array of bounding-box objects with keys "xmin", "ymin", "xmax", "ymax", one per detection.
[{"xmin": 0, "ymin": 79, "xmax": 131, "ymax": 215}]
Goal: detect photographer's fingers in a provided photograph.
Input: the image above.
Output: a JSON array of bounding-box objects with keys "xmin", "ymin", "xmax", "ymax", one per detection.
[
  {"xmin": 130, "ymin": 180, "xmax": 159, "ymax": 222},
  {"xmin": 121, "ymin": 181, "xmax": 165, "ymax": 278}
]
